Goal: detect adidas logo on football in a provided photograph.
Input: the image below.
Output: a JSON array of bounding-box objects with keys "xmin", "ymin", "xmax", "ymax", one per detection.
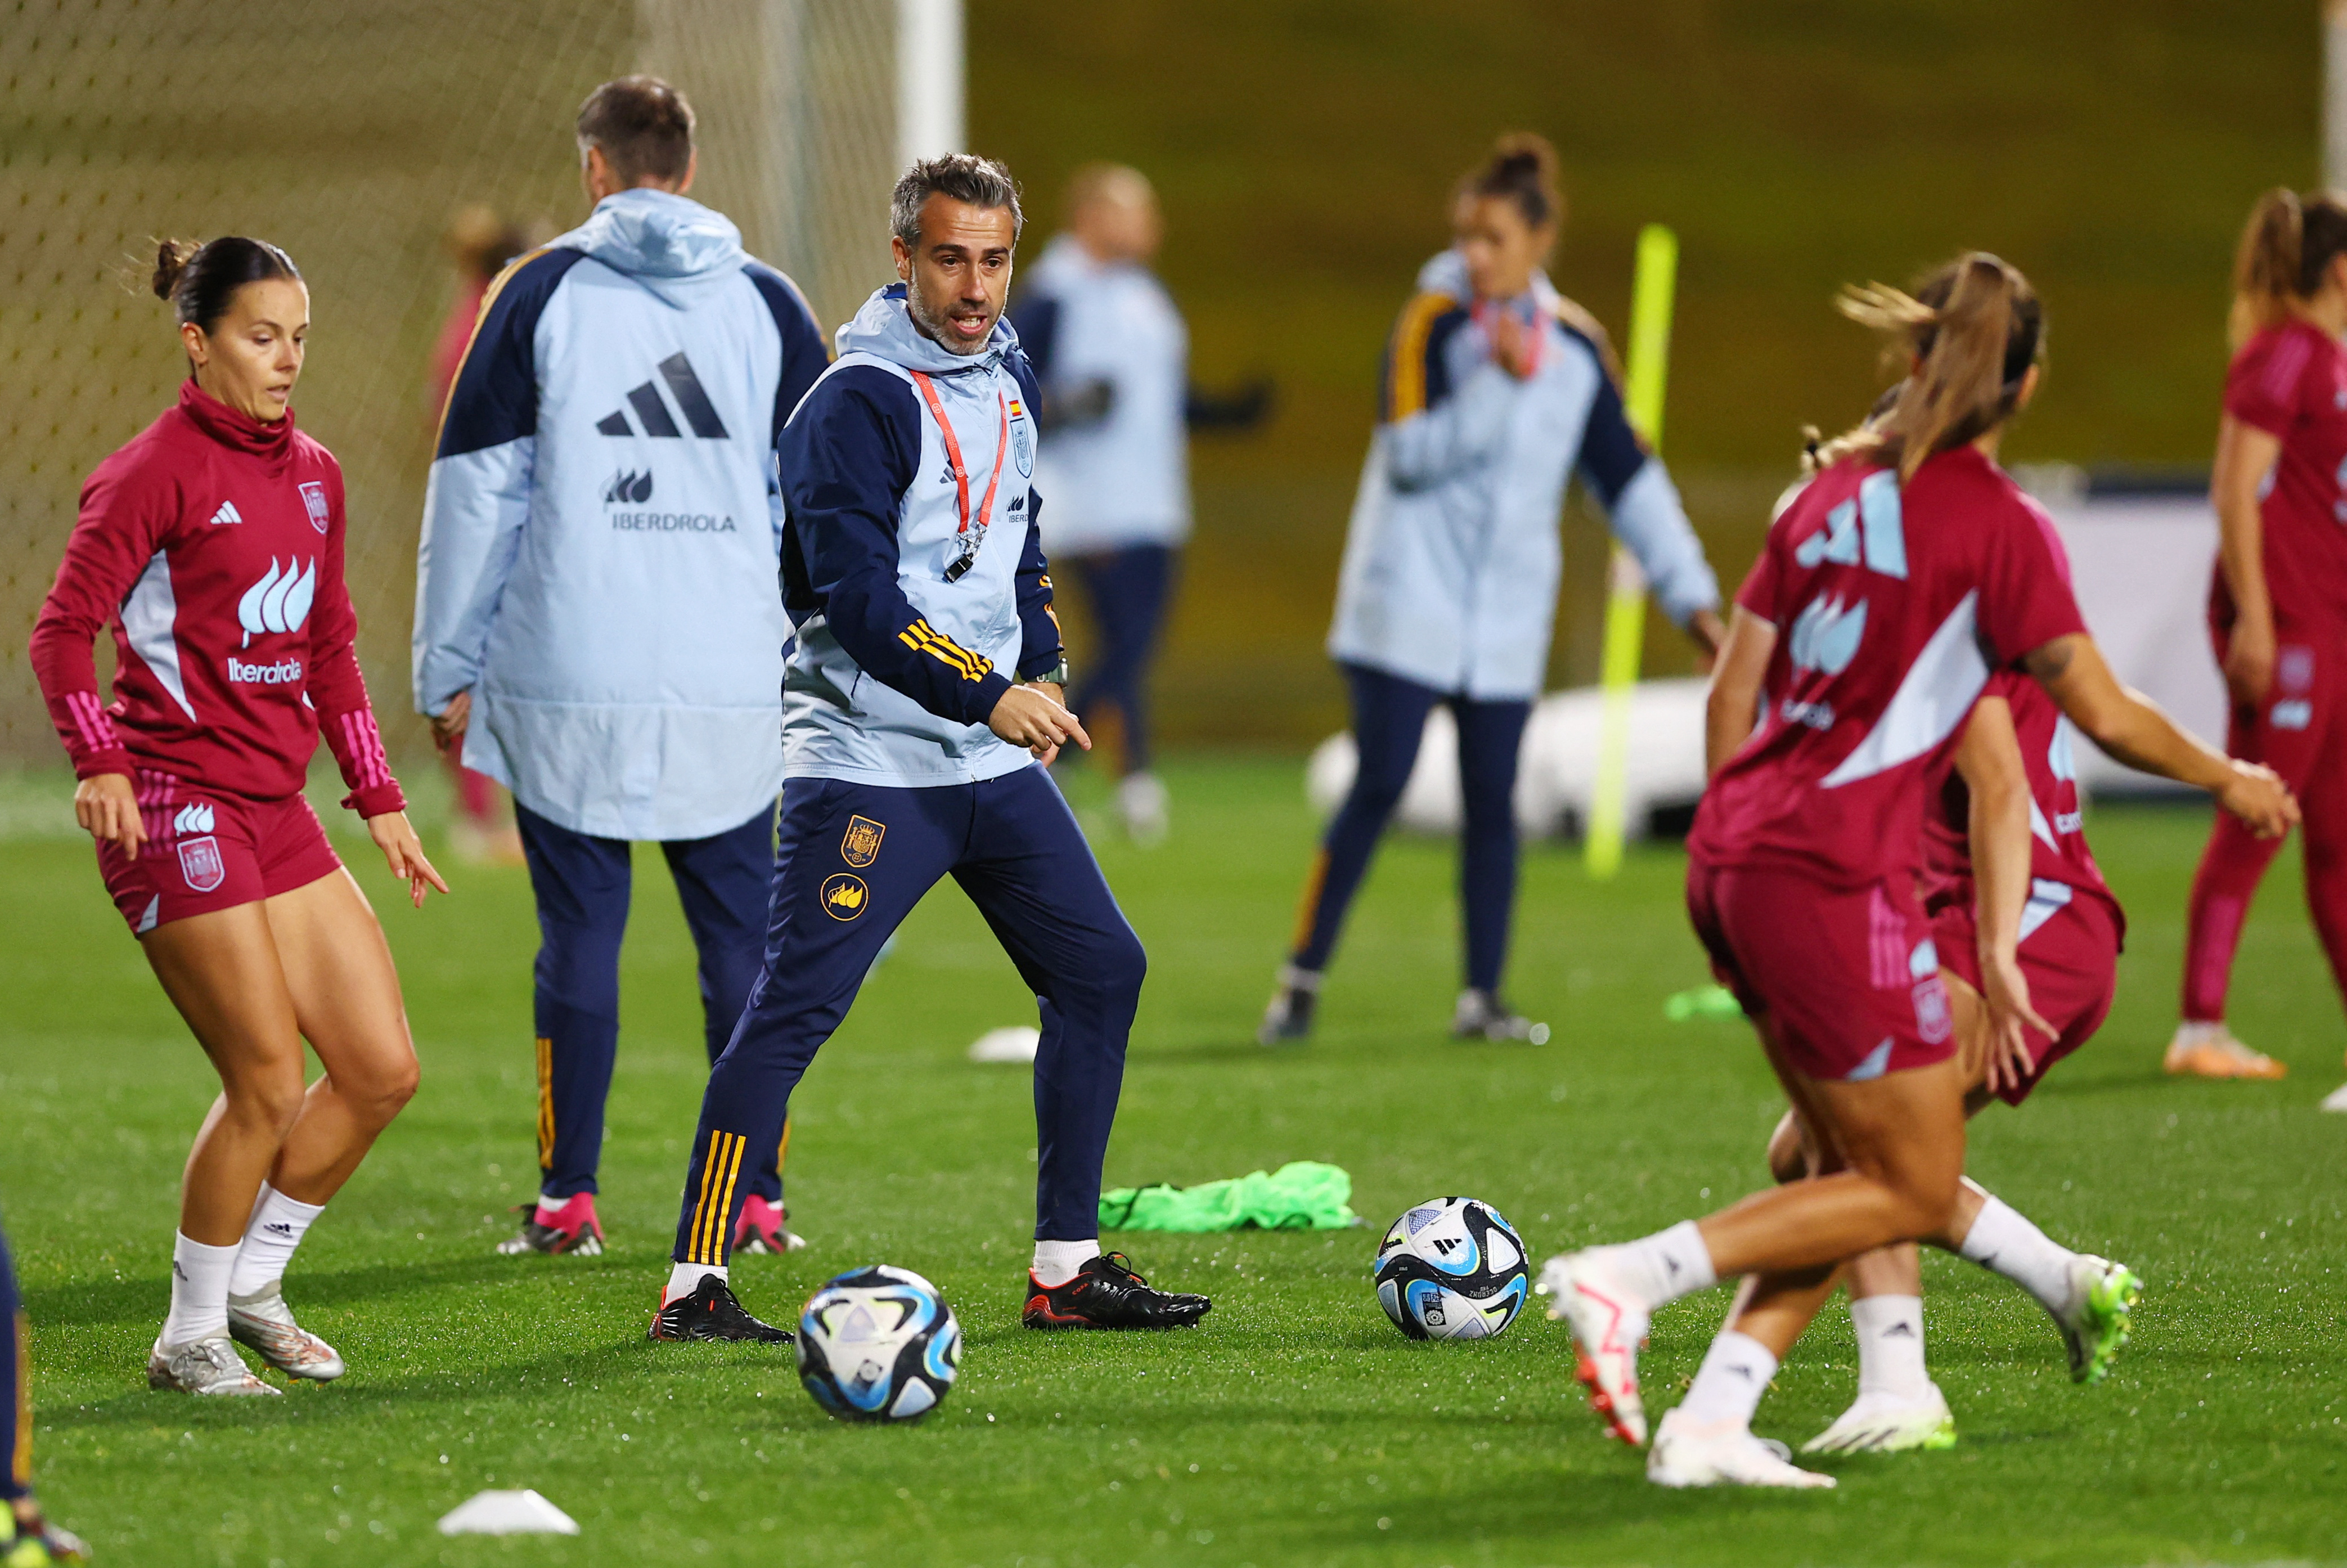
[
  {"xmin": 595, "ymin": 353, "xmax": 730, "ymax": 439},
  {"xmin": 208, "ymin": 500, "xmax": 244, "ymax": 526},
  {"xmin": 173, "ymin": 801, "xmax": 215, "ymax": 835}
]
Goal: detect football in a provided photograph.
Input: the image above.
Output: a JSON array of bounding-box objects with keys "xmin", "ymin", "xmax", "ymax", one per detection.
[
  {"xmin": 1372, "ymin": 1197, "xmax": 1530, "ymax": 1341},
  {"xmin": 795, "ymin": 1264, "xmax": 963, "ymax": 1421}
]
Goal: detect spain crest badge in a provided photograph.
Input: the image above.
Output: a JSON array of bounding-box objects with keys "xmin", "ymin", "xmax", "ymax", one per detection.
[{"xmin": 840, "ymin": 815, "xmax": 886, "ymax": 868}]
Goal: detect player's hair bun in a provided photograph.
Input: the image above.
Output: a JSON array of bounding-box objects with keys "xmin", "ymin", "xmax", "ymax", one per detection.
[
  {"xmin": 1460, "ymin": 133, "xmax": 1561, "ymax": 230},
  {"xmin": 146, "ymin": 236, "xmax": 302, "ymax": 333},
  {"xmin": 151, "ymin": 238, "xmax": 197, "ymax": 303}
]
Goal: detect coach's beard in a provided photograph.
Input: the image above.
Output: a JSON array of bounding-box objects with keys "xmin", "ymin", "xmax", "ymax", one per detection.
[{"xmin": 906, "ymin": 277, "xmax": 997, "ymax": 357}]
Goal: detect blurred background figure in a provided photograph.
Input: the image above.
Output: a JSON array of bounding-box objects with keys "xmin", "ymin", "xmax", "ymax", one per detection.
[
  {"xmin": 1011, "ymin": 163, "xmax": 1269, "ymax": 844},
  {"xmin": 2171, "ymin": 187, "xmax": 2347, "ymax": 1102},
  {"xmin": 1261, "ymin": 136, "xmax": 1723, "ymax": 1048},
  {"xmin": 429, "ymin": 203, "xmax": 531, "ymax": 867}
]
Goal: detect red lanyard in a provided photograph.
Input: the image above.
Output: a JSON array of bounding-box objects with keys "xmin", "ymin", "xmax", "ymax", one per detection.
[
  {"xmin": 1472, "ymin": 298, "xmax": 1544, "ymax": 376},
  {"xmin": 908, "ymin": 371, "xmax": 1008, "ymax": 559}
]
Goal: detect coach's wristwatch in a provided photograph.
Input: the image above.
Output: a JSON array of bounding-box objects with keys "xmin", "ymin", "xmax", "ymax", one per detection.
[{"xmin": 1024, "ymin": 658, "xmax": 1071, "ymax": 688}]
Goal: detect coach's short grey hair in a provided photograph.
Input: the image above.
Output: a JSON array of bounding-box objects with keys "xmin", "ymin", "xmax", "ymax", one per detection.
[{"xmin": 891, "ymin": 154, "xmax": 1024, "ymax": 246}]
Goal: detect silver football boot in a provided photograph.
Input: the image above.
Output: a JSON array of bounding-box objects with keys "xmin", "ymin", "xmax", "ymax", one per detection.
[
  {"xmin": 147, "ymin": 1334, "xmax": 280, "ymax": 1395},
  {"xmin": 227, "ymin": 1285, "xmax": 346, "ymax": 1381}
]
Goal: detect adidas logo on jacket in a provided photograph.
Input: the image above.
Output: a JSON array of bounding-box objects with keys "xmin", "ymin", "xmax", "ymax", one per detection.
[{"xmin": 413, "ymin": 188, "xmax": 830, "ymax": 841}]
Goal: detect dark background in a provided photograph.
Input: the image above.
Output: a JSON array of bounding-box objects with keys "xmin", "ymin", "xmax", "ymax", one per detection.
[
  {"xmin": 0, "ymin": 1, "xmax": 2320, "ymax": 757},
  {"xmin": 974, "ymin": 0, "xmax": 2318, "ymax": 742}
]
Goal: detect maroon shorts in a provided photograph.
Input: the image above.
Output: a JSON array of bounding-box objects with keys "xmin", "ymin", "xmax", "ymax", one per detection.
[
  {"xmin": 1934, "ymin": 882, "xmax": 2120, "ymax": 1106},
  {"xmin": 97, "ymin": 771, "xmax": 343, "ymax": 934},
  {"xmin": 1687, "ymin": 860, "xmax": 1957, "ymax": 1083}
]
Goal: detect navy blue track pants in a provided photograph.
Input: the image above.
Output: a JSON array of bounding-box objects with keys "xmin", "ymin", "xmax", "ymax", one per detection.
[
  {"xmin": 1289, "ymin": 662, "xmax": 1531, "ymax": 995},
  {"xmin": 672, "ymin": 764, "xmax": 1145, "ymax": 1267},
  {"xmin": 1067, "ymin": 543, "xmax": 1176, "ymax": 776},
  {"xmin": 516, "ymin": 801, "xmax": 785, "ymax": 1203},
  {"xmin": 1, "ymin": 1216, "xmax": 25, "ymax": 1502}
]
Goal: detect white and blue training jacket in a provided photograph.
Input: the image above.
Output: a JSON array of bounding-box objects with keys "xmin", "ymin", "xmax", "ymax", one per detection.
[
  {"xmin": 1328, "ymin": 249, "xmax": 1721, "ymax": 701},
  {"xmin": 412, "ymin": 188, "xmax": 829, "ymax": 841},
  {"xmin": 776, "ymin": 284, "xmax": 1062, "ymax": 788},
  {"xmin": 1010, "ymin": 232, "xmax": 1190, "ymax": 555}
]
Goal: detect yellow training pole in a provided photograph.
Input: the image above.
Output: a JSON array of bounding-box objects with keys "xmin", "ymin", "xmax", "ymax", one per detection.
[{"xmin": 1584, "ymin": 223, "xmax": 1678, "ymax": 879}]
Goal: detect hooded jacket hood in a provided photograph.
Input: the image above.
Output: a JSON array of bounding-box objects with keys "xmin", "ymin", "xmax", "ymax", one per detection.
[
  {"xmin": 554, "ymin": 188, "xmax": 748, "ymax": 309},
  {"xmin": 1414, "ymin": 247, "xmax": 1561, "ymax": 313},
  {"xmin": 835, "ymin": 282, "xmax": 1019, "ymax": 376}
]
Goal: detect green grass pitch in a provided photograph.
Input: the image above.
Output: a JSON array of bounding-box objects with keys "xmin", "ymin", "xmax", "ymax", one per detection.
[{"xmin": 1, "ymin": 757, "xmax": 2341, "ymax": 1566}]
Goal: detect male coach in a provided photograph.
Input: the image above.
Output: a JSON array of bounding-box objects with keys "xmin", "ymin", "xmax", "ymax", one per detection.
[
  {"xmin": 649, "ymin": 154, "xmax": 1212, "ymax": 1341},
  {"xmin": 415, "ymin": 77, "xmax": 828, "ymax": 1259}
]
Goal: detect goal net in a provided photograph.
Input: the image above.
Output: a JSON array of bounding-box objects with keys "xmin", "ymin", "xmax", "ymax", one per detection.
[{"xmin": 0, "ymin": 0, "xmax": 911, "ymax": 770}]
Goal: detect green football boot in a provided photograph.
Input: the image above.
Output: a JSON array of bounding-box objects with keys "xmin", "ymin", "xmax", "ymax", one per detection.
[{"xmin": 2055, "ymin": 1255, "xmax": 2142, "ymax": 1385}]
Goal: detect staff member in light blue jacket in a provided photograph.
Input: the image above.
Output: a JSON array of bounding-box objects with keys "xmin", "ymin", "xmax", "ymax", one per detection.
[
  {"xmin": 1262, "ymin": 135, "xmax": 1726, "ymax": 1047},
  {"xmin": 413, "ymin": 77, "xmax": 830, "ymax": 1259},
  {"xmin": 1010, "ymin": 164, "xmax": 1269, "ymax": 843}
]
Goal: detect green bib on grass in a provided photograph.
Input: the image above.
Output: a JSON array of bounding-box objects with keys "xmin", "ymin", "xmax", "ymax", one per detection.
[{"xmin": 1098, "ymin": 1161, "xmax": 1360, "ymax": 1232}]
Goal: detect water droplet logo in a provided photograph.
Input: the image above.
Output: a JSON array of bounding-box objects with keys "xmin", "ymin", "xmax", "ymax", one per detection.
[{"xmin": 236, "ymin": 558, "xmax": 317, "ymax": 649}]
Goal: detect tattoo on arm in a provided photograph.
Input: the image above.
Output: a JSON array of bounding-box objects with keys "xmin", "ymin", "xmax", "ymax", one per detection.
[{"xmin": 2023, "ymin": 637, "xmax": 2075, "ymax": 681}]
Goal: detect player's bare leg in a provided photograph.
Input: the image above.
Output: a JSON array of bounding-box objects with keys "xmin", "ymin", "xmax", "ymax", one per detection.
[
  {"xmin": 1771, "ymin": 975, "xmax": 2138, "ymax": 1451},
  {"xmin": 211, "ymin": 868, "xmax": 421, "ymax": 1379},
  {"xmin": 1542, "ymin": 1004, "xmax": 1966, "ymax": 1481},
  {"xmin": 139, "ymin": 904, "xmax": 307, "ymax": 1392},
  {"xmin": 255, "ymin": 868, "xmax": 420, "ymax": 1205}
]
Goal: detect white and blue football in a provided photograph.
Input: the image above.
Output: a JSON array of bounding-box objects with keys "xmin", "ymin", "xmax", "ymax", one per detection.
[
  {"xmin": 1373, "ymin": 1197, "xmax": 1529, "ymax": 1341},
  {"xmin": 795, "ymin": 1264, "xmax": 961, "ymax": 1422}
]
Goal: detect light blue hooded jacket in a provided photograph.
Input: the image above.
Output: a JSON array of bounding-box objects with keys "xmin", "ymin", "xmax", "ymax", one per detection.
[
  {"xmin": 1327, "ymin": 250, "xmax": 1721, "ymax": 700},
  {"xmin": 1010, "ymin": 232, "xmax": 1190, "ymax": 554},
  {"xmin": 412, "ymin": 189, "xmax": 829, "ymax": 840},
  {"xmin": 774, "ymin": 285, "xmax": 1061, "ymax": 788}
]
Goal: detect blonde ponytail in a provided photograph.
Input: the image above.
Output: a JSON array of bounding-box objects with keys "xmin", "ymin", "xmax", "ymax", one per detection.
[
  {"xmin": 2231, "ymin": 188, "xmax": 2304, "ymax": 351},
  {"xmin": 1811, "ymin": 251, "xmax": 2042, "ymax": 483}
]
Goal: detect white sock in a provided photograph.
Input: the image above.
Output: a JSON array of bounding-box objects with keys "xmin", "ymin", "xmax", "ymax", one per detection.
[
  {"xmin": 227, "ymin": 1184, "xmax": 325, "ymax": 1299},
  {"xmin": 1031, "ymin": 1238, "xmax": 1100, "ymax": 1287},
  {"xmin": 1958, "ymin": 1196, "xmax": 2078, "ymax": 1318},
  {"xmin": 1850, "ymin": 1293, "xmax": 1931, "ymax": 1399},
  {"xmin": 1599, "ymin": 1220, "xmax": 1717, "ymax": 1310},
  {"xmin": 1676, "ymin": 1329, "xmax": 1778, "ymax": 1428},
  {"xmin": 161, "ymin": 1232, "xmax": 240, "ymax": 1346},
  {"xmin": 664, "ymin": 1260, "xmax": 725, "ymax": 1306}
]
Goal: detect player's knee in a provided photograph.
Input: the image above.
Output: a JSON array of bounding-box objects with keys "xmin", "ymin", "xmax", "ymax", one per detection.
[
  {"xmin": 1764, "ymin": 1111, "xmax": 1808, "ymax": 1184},
  {"xmin": 368, "ymin": 1052, "xmax": 423, "ymax": 1121},
  {"xmin": 1883, "ymin": 1160, "xmax": 1963, "ymax": 1237},
  {"xmin": 1092, "ymin": 926, "xmax": 1148, "ymax": 1000},
  {"xmin": 534, "ymin": 927, "xmax": 624, "ymax": 1013},
  {"xmin": 229, "ymin": 1070, "xmax": 306, "ymax": 1139},
  {"xmin": 1346, "ymin": 782, "xmax": 1407, "ymax": 826}
]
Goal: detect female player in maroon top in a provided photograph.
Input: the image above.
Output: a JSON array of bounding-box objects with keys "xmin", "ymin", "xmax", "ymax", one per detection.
[
  {"xmin": 28, "ymin": 238, "xmax": 446, "ymax": 1396},
  {"xmin": 2172, "ymin": 190, "xmax": 2347, "ymax": 1099},
  {"xmin": 1534, "ymin": 254, "xmax": 2295, "ymax": 1489}
]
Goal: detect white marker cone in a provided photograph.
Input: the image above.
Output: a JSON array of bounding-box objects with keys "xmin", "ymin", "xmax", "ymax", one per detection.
[
  {"xmin": 967, "ymin": 1025, "xmax": 1041, "ymax": 1064},
  {"xmin": 437, "ymin": 1489, "xmax": 580, "ymax": 1535}
]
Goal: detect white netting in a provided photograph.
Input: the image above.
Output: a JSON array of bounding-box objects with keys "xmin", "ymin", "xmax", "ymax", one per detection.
[{"xmin": 0, "ymin": 0, "xmax": 901, "ymax": 762}]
